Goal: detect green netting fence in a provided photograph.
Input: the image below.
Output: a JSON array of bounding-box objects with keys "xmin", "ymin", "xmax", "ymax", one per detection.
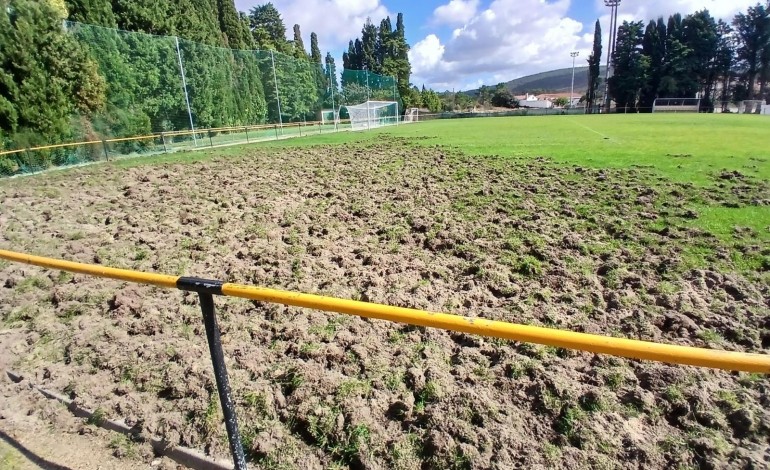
[{"xmin": 0, "ymin": 21, "xmax": 401, "ymax": 177}]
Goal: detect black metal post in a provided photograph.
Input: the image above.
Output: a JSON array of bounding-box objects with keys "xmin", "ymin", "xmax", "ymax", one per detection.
[
  {"xmin": 245, "ymin": 127, "xmax": 250, "ymax": 143},
  {"xmin": 208, "ymin": 130, "xmax": 214, "ymax": 148},
  {"xmin": 160, "ymin": 133, "xmax": 168, "ymax": 154},
  {"xmin": 102, "ymin": 140, "xmax": 109, "ymax": 160},
  {"xmin": 274, "ymin": 124, "xmax": 278, "ymax": 139},
  {"xmin": 197, "ymin": 292, "xmax": 247, "ymax": 470},
  {"xmin": 177, "ymin": 276, "xmax": 247, "ymax": 470}
]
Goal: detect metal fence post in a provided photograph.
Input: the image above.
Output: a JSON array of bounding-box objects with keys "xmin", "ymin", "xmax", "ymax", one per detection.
[
  {"xmin": 101, "ymin": 140, "xmax": 109, "ymax": 160},
  {"xmin": 174, "ymin": 36, "xmax": 197, "ymax": 147},
  {"xmin": 160, "ymin": 133, "xmax": 168, "ymax": 154},
  {"xmin": 245, "ymin": 127, "xmax": 250, "ymax": 143},
  {"xmin": 177, "ymin": 277, "xmax": 247, "ymax": 470},
  {"xmin": 270, "ymin": 51, "xmax": 283, "ymax": 135}
]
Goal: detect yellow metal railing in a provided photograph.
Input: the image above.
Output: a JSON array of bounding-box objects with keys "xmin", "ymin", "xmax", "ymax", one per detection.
[
  {"xmin": 1, "ymin": 248, "xmax": 768, "ymax": 374},
  {"xmin": 0, "ymin": 119, "xmax": 353, "ymax": 159}
]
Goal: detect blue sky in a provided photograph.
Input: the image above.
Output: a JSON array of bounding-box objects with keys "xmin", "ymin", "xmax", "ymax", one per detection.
[{"xmin": 234, "ymin": 1, "xmax": 758, "ymax": 91}]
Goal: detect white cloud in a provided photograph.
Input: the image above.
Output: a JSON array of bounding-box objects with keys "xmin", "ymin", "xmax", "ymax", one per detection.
[
  {"xmin": 596, "ymin": 0, "xmax": 759, "ymax": 24},
  {"xmin": 411, "ymin": 0, "xmax": 589, "ymax": 90},
  {"xmin": 234, "ymin": 0, "xmax": 391, "ymax": 52},
  {"xmin": 432, "ymin": 0, "xmax": 480, "ymax": 26}
]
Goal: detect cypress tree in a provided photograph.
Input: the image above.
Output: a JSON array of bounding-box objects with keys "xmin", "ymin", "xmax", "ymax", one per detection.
[
  {"xmin": 292, "ymin": 24, "xmax": 306, "ymax": 60},
  {"xmin": 310, "ymin": 32, "xmax": 322, "ymax": 64},
  {"xmin": 586, "ymin": 19, "xmax": 602, "ymax": 112}
]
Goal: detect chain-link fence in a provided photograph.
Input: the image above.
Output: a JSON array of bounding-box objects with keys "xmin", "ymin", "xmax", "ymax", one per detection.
[{"xmin": 0, "ymin": 21, "xmax": 401, "ymax": 177}]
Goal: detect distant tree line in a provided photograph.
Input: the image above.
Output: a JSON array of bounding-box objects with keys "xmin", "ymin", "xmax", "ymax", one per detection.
[{"xmin": 602, "ymin": 3, "xmax": 770, "ymax": 112}]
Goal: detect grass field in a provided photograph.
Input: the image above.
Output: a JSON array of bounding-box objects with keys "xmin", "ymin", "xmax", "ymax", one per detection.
[{"xmin": 0, "ymin": 113, "xmax": 768, "ymax": 469}]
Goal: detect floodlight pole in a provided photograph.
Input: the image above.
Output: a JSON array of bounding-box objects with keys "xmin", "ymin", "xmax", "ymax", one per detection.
[
  {"xmin": 364, "ymin": 65, "xmax": 370, "ymax": 130},
  {"xmin": 570, "ymin": 51, "xmax": 579, "ymax": 109},
  {"xmin": 270, "ymin": 50, "xmax": 284, "ymax": 135},
  {"xmin": 394, "ymin": 76, "xmax": 399, "ymax": 126},
  {"xmin": 603, "ymin": 0, "xmax": 621, "ymax": 113},
  {"xmin": 174, "ymin": 36, "xmax": 197, "ymax": 147},
  {"xmin": 328, "ymin": 66, "xmax": 337, "ymax": 131}
]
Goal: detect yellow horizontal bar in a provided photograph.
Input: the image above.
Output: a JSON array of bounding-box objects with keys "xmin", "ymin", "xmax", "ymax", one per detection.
[
  {"xmin": 0, "ymin": 149, "xmax": 26, "ymax": 157},
  {"xmin": 1, "ymin": 248, "xmax": 767, "ymax": 373},
  {"xmin": 105, "ymin": 135, "xmax": 158, "ymax": 143},
  {"xmin": 220, "ymin": 284, "xmax": 770, "ymax": 373},
  {"xmin": 0, "ymin": 249, "xmax": 178, "ymax": 289}
]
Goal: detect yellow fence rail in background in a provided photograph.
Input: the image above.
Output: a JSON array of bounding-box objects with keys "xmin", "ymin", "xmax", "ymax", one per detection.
[{"xmin": 1, "ymin": 248, "xmax": 768, "ymax": 469}]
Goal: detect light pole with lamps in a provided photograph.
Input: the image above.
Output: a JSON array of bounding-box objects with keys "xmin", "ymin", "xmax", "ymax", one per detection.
[
  {"xmin": 602, "ymin": 0, "xmax": 621, "ymax": 113},
  {"xmin": 570, "ymin": 51, "xmax": 579, "ymax": 109}
]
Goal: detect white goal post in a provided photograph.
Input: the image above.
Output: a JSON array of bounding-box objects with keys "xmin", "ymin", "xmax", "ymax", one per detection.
[
  {"xmin": 652, "ymin": 98, "xmax": 701, "ymax": 113},
  {"xmin": 320, "ymin": 109, "xmax": 338, "ymax": 125},
  {"xmin": 403, "ymin": 108, "xmax": 419, "ymax": 123},
  {"xmin": 344, "ymin": 101, "xmax": 398, "ymax": 131}
]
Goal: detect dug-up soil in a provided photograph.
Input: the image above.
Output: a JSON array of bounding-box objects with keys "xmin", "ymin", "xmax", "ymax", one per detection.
[{"xmin": 0, "ymin": 136, "xmax": 769, "ymax": 469}]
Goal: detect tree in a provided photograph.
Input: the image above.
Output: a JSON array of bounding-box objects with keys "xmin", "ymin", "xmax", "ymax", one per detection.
[
  {"xmin": 310, "ymin": 32, "xmax": 322, "ymax": 64},
  {"xmin": 361, "ymin": 19, "xmax": 378, "ymax": 71},
  {"xmin": 683, "ymin": 10, "xmax": 720, "ymax": 108},
  {"xmin": 552, "ymin": 97, "xmax": 569, "ymax": 107},
  {"xmin": 609, "ymin": 21, "xmax": 649, "ymax": 111},
  {"xmin": 0, "ymin": 0, "xmax": 106, "ymax": 147},
  {"xmin": 217, "ymin": 0, "xmax": 250, "ymax": 49},
  {"xmin": 491, "ymin": 84, "xmax": 517, "ymax": 108},
  {"xmin": 639, "ymin": 18, "xmax": 665, "ymax": 110},
  {"xmin": 249, "ymin": 3, "xmax": 288, "ymax": 52},
  {"xmin": 586, "ymin": 19, "xmax": 602, "ymax": 112},
  {"xmin": 292, "ymin": 24, "xmax": 306, "ymax": 59},
  {"xmin": 733, "ymin": 4, "xmax": 770, "ymax": 100},
  {"xmin": 421, "ymin": 88, "xmax": 442, "ymax": 112},
  {"xmin": 64, "ymin": 0, "xmax": 116, "ymax": 26}
]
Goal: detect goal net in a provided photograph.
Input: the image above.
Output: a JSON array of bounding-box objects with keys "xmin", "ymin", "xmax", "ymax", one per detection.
[
  {"xmin": 652, "ymin": 98, "xmax": 701, "ymax": 113},
  {"xmin": 345, "ymin": 101, "xmax": 398, "ymax": 131},
  {"xmin": 403, "ymin": 108, "xmax": 419, "ymax": 123},
  {"xmin": 320, "ymin": 109, "xmax": 338, "ymax": 125}
]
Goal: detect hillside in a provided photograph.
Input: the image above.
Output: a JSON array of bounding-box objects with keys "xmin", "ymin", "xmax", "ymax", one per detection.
[{"xmin": 467, "ymin": 66, "xmax": 607, "ymax": 95}]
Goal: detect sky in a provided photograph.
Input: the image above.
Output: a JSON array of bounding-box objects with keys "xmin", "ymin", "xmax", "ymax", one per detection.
[{"xmin": 233, "ymin": 0, "xmax": 760, "ymax": 91}]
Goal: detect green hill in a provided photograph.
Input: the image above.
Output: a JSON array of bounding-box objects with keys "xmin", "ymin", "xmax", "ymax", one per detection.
[{"xmin": 467, "ymin": 66, "xmax": 607, "ymax": 95}]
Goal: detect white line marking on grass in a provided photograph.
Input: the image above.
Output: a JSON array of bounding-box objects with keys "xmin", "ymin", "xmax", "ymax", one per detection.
[{"xmin": 568, "ymin": 118, "xmax": 612, "ymax": 140}]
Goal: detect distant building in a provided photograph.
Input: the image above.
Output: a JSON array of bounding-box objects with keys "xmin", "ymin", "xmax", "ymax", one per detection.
[{"xmin": 516, "ymin": 93, "xmax": 553, "ymax": 109}]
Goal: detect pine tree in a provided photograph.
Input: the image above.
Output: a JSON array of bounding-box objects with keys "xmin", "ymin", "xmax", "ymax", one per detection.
[
  {"xmin": 586, "ymin": 19, "xmax": 602, "ymax": 112},
  {"xmin": 377, "ymin": 17, "xmax": 393, "ymax": 70},
  {"xmin": 292, "ymin": 24, "xmax": 306, "ymax": 60},
  {"xmin": 249, "ymin": 3, "xmax": 289, "ymax": 52},
  {"xmin": 609, "ymin": 20, "xmax": 649, "ymax": 111},
  {"xmin": 310, "ymin": 32, "xmax": 322, "ymax": 64},
  {"xmin": 217, "ymin": 0, "xmax": 247, "ymax": 48},
  {"xmin": 361, "ymin": 19, "xmax": 378, "ymax": 71},
  {"xmin": 393, "ymin": 13, "xmax": 412, "ymax": 109},
  {"xmin": 64, "ymin": 0, "xmax": 116, "ymax": 26},
  {"xmin": 0, "ymin": 0, "xmax": 106, "ymax": 147},
  {"xmin": 639, "ymin": 19, "xmax": 665, "ymax": 110},
  {"xmin": 733, "ymin": 4, "xmax": 770, "ymax": 100}
]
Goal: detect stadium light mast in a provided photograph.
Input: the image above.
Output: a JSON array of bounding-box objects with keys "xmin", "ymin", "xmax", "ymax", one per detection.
[
  {"xmin": 364, "ymin": 65, "xmax": 371, "ymax": 130},
  {"xmin": 603, "ymin": 0, "xmax": 621, "ymax": 113},
  {"xmin": 570, "ymin": 51, "xmax": 579, "ymax": 109}
]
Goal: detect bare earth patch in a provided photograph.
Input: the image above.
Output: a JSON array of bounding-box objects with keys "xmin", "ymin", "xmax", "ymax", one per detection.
[{"xmin": 0, "ymin": 137, "xmax": 769, "ymax": 469}]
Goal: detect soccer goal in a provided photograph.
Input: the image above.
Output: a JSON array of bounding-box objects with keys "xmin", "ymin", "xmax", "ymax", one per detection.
[
  {"xmin": 344, "ymin": 101, "xmax": 398, "ymax": 131},
  {"xmin": 320, "ymin": 109, "xmax": 338, "ymax": 125},
  {"xmin": 403, "ymin": 108, "xmax": 419, "ymax": 123},
  {"xmin": 652, "ymin": 98, "xmax": 701, "ymax": 113}
]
